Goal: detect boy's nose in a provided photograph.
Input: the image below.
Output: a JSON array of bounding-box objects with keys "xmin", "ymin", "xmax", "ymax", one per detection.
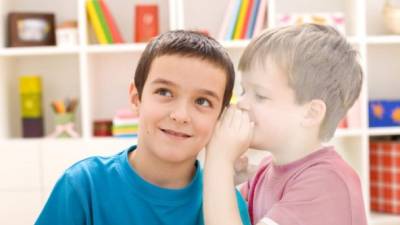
[{"xmin": 169, "ymin": 103, "xmax": 191, "ymax": 124}]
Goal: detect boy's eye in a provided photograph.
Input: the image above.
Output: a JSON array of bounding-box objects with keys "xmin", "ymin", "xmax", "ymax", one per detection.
[
  {"xmin": 195, "ymin": 98, "xmax": 212, "ymax": 107},
  {"xmin": 155, "ymin": 88, "xmax": 172, "ymax": 97},
  {"xmin": 255, "ymin": 94, "xmax": 268, "ymax": 101}
]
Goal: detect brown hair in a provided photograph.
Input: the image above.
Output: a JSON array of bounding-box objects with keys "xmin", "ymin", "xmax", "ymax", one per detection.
[
  {"xmin": 239, "ymin": 24, "xmax": 363, "ymax": 141},
  {"xmin": 134, "ymin": 30, "xmax": 235, "ymax": 110}
]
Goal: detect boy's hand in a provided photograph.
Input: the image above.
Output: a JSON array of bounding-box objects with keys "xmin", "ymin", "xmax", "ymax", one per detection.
[{"xmin": 206, "ymin": 106, "xmax": 254, "ymax": 165}]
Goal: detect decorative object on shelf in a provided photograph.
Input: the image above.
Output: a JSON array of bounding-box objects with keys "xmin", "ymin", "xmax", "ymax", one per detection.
[
  {"xmin": 383, "ymin": 0, "xmax": 400, "ymax": 34},
  {"xmin": 219, "ymin": 0, "xmax": 268, "ymax": 41},
  {"xmin": 93, "ymin": 120, "xmax": 113, "ymax": 137},
  {"xmin": 19, "ymin": 76, "xmax": 44, "ymax": 137},
  {"xmin": 134, "ymin": 4, "xmax": 159, "ymax": 42},
  {"xmin": 112, "ymin": 108, "xmax": 139, "ymax": 138},
  {"xmin": 7, "ymin": 12, "xmax": 56, "ymax": 47},
  {"xmin": 56, "ymin": 20, "xmax": 78, "ymax": 46},
  {"xmin": 86, "ymin": 0, "xmax": 124, "ymax": 44},
  {"xmin": 277, "ymin": 12, "xmax": 345, "ymax": 35},
  {"xmin": 370, "ymin": 137, "xmax": 400, "ymax": 214},
  {"xmin": 369, "ymin": 100, "xmax": 400, "ymax": 127},
  {"xmin": 48, "ymin": 98, "xmax": 79, "ymax": 138}
]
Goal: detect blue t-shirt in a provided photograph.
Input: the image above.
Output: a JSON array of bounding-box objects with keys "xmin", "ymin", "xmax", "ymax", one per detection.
[{"xmin": 35, "ymin": 145, "xmax": 251, "ymax": 225}]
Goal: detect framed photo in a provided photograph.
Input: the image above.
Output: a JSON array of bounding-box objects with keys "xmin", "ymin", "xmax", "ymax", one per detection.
[{"xmin": 7, "ymin": 12, "xmax": 56, "ymax": 47}]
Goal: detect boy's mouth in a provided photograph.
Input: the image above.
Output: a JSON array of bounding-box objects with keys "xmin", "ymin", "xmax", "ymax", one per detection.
[{"xmin": 160, "ymin": 128, "xmax": 192, "ymax": 138}]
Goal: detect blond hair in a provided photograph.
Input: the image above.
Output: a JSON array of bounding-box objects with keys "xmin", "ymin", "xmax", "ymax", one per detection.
[{"xmin": 239, "ymin": 24, "xmax": 363, "ymax": 141}]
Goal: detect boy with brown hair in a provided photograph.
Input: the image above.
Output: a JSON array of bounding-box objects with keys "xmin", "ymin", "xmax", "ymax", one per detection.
[
  {"xmin": 204, "ymin": 24, "xmax": 367, "ymax": 225},
  {"xmin": 35, "ymin": 30, "xmax": 251, "ymax": 225}
]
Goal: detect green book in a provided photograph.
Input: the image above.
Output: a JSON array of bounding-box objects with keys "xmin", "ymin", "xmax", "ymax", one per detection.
[{"xmin": 92, "ymin": 0, "xmax": 113, "ymax": 44}]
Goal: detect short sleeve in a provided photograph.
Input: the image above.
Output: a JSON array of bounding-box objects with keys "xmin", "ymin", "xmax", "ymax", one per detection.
[
  {"xmin": 35, "ymin": 172, "xmax": 87, "ymax": 225},
  {"xmin": 264, "ymin": 168, "xmax": 353, "ymax": 225},
  {"xmin": 236, "ymin": 189, "xmax": 251, "ymax": 225}
]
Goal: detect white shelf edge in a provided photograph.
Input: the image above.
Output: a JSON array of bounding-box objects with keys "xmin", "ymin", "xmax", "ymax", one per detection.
[
  {"xmin": 370, "ymin": 212, "xmax": 400, "ymax": 225},
  {"xmin": 86, "ymin": 43, "xmax": 147, "ymax": 54},
  {"xmin": 368, "ymin": 127, "xmax": 400, "ymax": 136},
  {"xmin": 221, "ymin": 37, "xmax": 359, "ymax": 49},
  {"xmin": 221, "ymin": 40, "xmax": 251, "ymax": 49},
  {"xmin": 367, "ymin": 35, "xmax": 400, "ymax": 44},
  {"xmin": 334, "ymin": 128, "xmax": 363, "ymax": 138},
  {"xmin": 0, "ymin": 46, "xmax": 80, "ymax": 57}
]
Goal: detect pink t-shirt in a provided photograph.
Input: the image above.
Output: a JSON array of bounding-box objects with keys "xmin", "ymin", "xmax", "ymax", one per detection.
[{"xmin": 241, "ymin": 146, "xmax": 367, "ymax": 225}]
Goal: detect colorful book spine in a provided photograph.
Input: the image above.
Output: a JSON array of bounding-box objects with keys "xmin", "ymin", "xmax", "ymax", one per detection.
[
  {"xmin": 99, "ymin": 0, "xmax": 124, "ymax": 43},
  {"xmin": 218, "ymin": 0, "xmax": 237, "ymax": 40},
  {"xmin": 241, "ymin": 0, "xmax": 254, "ymax": 39},
  {"xmin": 86, "ymin": 0, "xmax": 108, "ymax": 44},
  {"xmin": 233, "ymin": 0, "xmax": 250, "ymax": 40},
  {"xmin": 135, "ymin": 4, "xmax": 159, "ymax": 43},
  {"xmin": 92, "ymin": 0, "xmax": 113, "ymax": 44},
  {"xmin": 245, "ymin": 0, "xmax": 261, "ymax": 39},
  {"xmin": 225, "ymin": 0, "xmax": 242, "ymax": 40},
  {"xmin": 252, "ymin": 0, "xmax": 268, "ymax": 37}
]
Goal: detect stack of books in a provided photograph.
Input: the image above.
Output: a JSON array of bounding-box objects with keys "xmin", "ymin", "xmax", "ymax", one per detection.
[
  {"xmin": 112, "ymin": 109, "xmax": 139, "ymax": 138},
  {"xmin": 218, "ymin": 0, "xmax": 268, "ymax": 40}
]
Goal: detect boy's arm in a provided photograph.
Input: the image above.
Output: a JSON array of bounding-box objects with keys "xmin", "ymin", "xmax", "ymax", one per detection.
[
  {"xmin": 203, "ymin": 107, "xmax": 254, "ymax": 225},
  {"xmin": 35, "ymin": 173, "xmax": 86, "ymax": 225}
]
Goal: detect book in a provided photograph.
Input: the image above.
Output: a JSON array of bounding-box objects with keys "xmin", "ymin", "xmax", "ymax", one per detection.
[
  {"xmin": 245, "ymin": 0, "xmax": 261, "ymax": 39},
  {"xmin": 92, "ymin": 0, "xmax": 113, "ymax": 43},
  {"xmin": 252, "ymin": 0, "xmax": 268, "ymax": 37},
  {"xmin": 233, "ymin": 0, "xmax": 249, "ymax": 40},
  {"xmin": 241, "ymin": 0, "xmax": 254, "ymax": 39},
  {"xmin": 99, "ymin": 0, "xmax": 124, "ymax": 43},
  {"xmin": 224, "ymin": 0, "xmax": 242, "ymax": 40},
  {"xmin": 135, "ymin": 4, "xmax": 159, "ymax": 42},
  {"xmin": 86, "ymin": 0, "xmax": 108, "ymax": 44},
  {"xmin": 218, "ymin": 0, "xmax": 237, "ymax": 40}
]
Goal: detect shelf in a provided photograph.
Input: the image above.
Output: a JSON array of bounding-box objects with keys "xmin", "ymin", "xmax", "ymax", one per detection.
[
  {"xmin": 370, "ymin": 212, "xmax": 400, "ymax": 225},
  {"xmin": 369, "ymin": 127, "xmax": 400, "ymax": 136},
  {"xmin": 367, "ymin": 35, "xmax": 400, "ymax": 44},
  {"xmin": 0, "ymin": 46, "xmax": 80, "ymax": 57},
  {"xmin": 86, "ymin": 43, "xmax": 147, "ymax": 54},
  {"xmin": 334, "ymin": 128, "xmax": 363, "ymax": 138}
]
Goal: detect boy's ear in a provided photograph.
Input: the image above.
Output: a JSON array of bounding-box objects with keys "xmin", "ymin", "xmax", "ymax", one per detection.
[
  {"xmin": 302, "ymin": 99, "xmax": 326, "ymax": 127},
  {"xmin": 129, "ymin": 81, "xmax": 141, "ymax": 115}
]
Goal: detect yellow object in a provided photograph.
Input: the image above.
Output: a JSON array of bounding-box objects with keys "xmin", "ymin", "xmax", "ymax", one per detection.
[
  {"xmin": 19, "ymin": 76, "xmax": 42, "ymax": 118},
  {"xmin": 86, "ymin": 0, "xmax": 108, "ymax": 44},
  {"xmin": 19, "ymin": 76, "xmax": 41, "ymax": 94},
  {"xmin": 233, "ymin": 0, "xmax": 249, "ymax": 40}
]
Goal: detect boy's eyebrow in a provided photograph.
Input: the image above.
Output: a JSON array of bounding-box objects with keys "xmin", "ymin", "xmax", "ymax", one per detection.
[
  {"xmin": 151, "ymin": 78, "xmax": 177, "ymax": 87},
  {"xmin": 152, "ymin": 78, "xmax": 221, "ymax": 101},
  {"xmin": 198, "ymin": 89, "xmax": 220, "ymax": 101}
]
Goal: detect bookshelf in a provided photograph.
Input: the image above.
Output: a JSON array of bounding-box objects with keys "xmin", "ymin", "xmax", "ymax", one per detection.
[{"xmin": 0, "ymin": 0, "xmax": 399, "ymax": 224}]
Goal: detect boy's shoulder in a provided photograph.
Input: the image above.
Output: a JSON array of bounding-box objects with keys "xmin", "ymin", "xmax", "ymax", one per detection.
[{"xmin": 63, "ymin": 149, "xmax": 126, "ymax": 183}]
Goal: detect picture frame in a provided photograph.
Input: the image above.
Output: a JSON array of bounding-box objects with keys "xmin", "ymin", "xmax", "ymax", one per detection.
[{"xmin": 7, "ymin": 12, "xmax": 56, "ymax": 47}]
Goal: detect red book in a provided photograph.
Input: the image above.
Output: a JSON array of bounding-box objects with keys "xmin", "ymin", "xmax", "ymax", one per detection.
[
  {"xmin": 134, "ymin": 4, "xmax": 159, "ymax": 42},
  {"xmin": 99, "ymin": 0, "xmax": 124, "ymax": 43},
  {"xmin": 241, "ymin": 0, "xmax": 254, "ymax": 39}
]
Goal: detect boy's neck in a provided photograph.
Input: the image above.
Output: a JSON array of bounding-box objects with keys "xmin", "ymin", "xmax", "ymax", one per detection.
[
  {"xmin": 271, "ymin": 136, "xmax": 324, "ymax": 166},
  {"xmin": 128, "ymin": 145, "xmax": 197, "ymax": 189}
]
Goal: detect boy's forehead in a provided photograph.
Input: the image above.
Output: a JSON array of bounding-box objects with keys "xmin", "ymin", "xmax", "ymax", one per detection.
[{"xmin": 147, "ymin": 55, "xmax": 227, "ymax": 95}]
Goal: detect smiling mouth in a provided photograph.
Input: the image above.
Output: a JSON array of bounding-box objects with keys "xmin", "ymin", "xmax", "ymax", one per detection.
[{"xmin": 160, "ymin": 128, "xmax": 192, "ymax": 138}]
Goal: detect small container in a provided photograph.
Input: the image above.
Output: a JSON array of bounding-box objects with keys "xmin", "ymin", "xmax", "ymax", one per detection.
[
  {"xmin": 56, "ymin": 20, "xmax": 78, "ymax": 46},
  {"xmin": 48, "ymin": 112, "xmax": 79, "ymax": 138}
]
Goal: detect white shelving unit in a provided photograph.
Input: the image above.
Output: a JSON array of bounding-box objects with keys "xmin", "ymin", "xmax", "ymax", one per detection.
[{"xmin": 0, "ymin": 0, "xmax": 399, "ymax": 224}]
